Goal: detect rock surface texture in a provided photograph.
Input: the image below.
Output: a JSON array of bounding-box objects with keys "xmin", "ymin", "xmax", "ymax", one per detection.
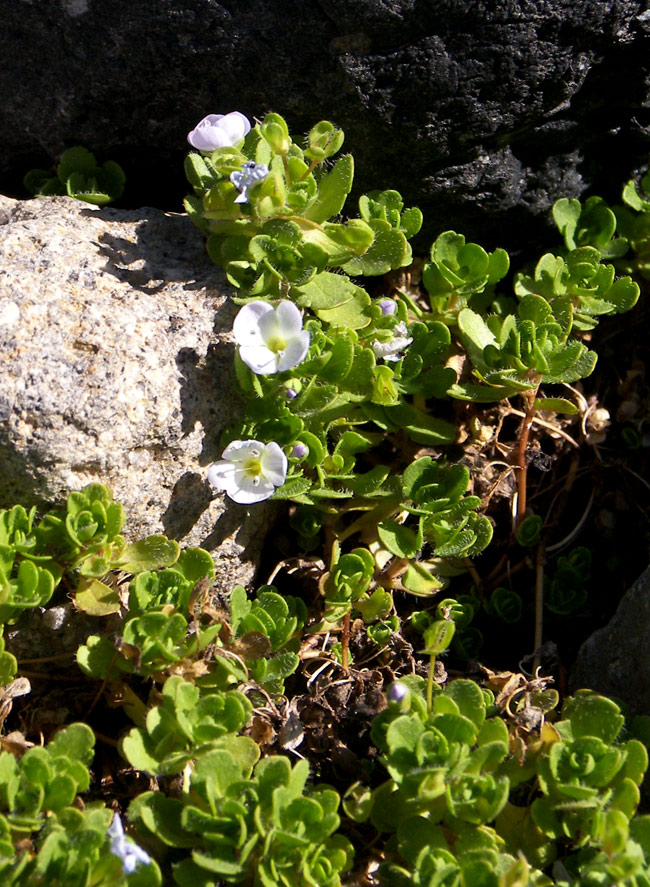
[
  {"xmin": 1, "ymin": 1, "xmax": 649, "ymax": 249},
  {"xmin": 570, "ymin": 564, "xmax": 650, "ymax": 717},
  {"xmin": 0, "ymin": 195, "xmax": 273, "ymax": 587}
]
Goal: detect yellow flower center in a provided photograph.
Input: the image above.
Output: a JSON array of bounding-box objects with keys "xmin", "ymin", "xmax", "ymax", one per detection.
[
  {"xmin": 242, "ymin": 456, "xmax": 263, "ymax": 480},
  {"xmin": 266, "ymin": 335, "xmax": 287, "ymax": 355}
]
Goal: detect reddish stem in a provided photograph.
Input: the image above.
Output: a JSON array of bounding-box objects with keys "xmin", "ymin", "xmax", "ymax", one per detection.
[{"xmin": 515, "ymin": 385, "xmax": 540, "ymax": 528}]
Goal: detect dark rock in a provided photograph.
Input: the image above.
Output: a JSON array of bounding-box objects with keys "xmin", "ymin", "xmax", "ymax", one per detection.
[
  {"xmin": 1, "ymin": 1, "xmax": 649, "ymax": 251},
  {"xmin": 570, "ymin": 564, "xmax": 650, "ymax": 717}
]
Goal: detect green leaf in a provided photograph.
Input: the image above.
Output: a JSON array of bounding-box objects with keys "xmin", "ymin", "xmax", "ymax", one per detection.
[
  {"xmin": 458, "ymin": 308, "xmax": 497, "ymax": 372},
  {"xmin": 76, "ymin": 634, "xmax": 126, "ymax": 679},
  {"xmin": 272, "ymin": 477, "xmax": 313, "ymax": 500},
  {"xmin": 118, "ymin": 536, "xmax": 181, "ymax": 573},
  {"xmin": 319, "ymin": 333, "xmax": 355, "ymax": 382},
  {"xmin": 74, "ymin": 577, "xmax": 121, "ymax": 616},
  {"xmin": 293, "ymin": 270, "xmax": 361, "ymax": 310},
  {"xmin": 174, "ymin": 548, "xmax": 215, "ymax": 583},
  {"xmin": 402, "ymin": 562, "xmax": 443, "ymax": 595},
  {"xmin": 304, "ymin": 155, "xmax": 354, "ymax": 223},
  {"xmin": 315, "ymin": 287, "xmax": 372, "ymax": 329},
  {"xmin": 490, "ymin": 587, "xmax": 523, "ymax": 623},
  {"xmin": 445, "ymin": 679, "xmax": 486, "ymax": 728},
  {"xmin": 533, "ymin": 397, "xmax": 578, "ymax": 415},
  {"xmin": 562, "ymin": 691, "xmax": 624, "ymax": 744},
  {"xmin": 342, "ymin": 220, "xmax": 410, "ymax": 276},
  {"xmin": 516, "ymin": 515, "xmax": 543, "ymax": 547},
  {"xmin": 57, "ymin": 146, "xmax": 97, "ymax": 181},
  {"xmin": 377, "ymin": 519, "xmax": 422, "ymax": 559},
  {"xmin": 422, "ymin": 619, "xmax": 456, "ymax": 655}
]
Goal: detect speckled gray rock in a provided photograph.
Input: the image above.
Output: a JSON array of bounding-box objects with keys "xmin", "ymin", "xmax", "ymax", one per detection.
[
  {"xmin": 1, "ymin": 0, "xmax": 649, "ymax": 250},
  {"xmin": 0, "ymin": 194, "xmax": 274, "ymax": 587},
  {"xmin": 570, "ymin": 564, "xmax": 650, "ymax": 717}
]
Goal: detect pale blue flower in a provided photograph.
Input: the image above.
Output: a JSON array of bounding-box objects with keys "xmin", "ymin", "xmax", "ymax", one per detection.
[
  {"xmin": 108, "ymin": 813, "xmax": 152, "ymax": 874},
  {"xmin": 230, "ymin": 161, "xmax": 269, "ymax": 203}
]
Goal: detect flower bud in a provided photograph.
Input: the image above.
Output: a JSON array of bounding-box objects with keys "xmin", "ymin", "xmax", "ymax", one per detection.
[
  {"xmin": 388, "ymin": 682, "xmax": 410, "ymax": 704},
  {"xmin": 291, "ymin": 442, "xmax": 308, "ymax": 460},
  {"xmin": 377, "ymin": 299, "xmax": 397, "ymax": 316}
]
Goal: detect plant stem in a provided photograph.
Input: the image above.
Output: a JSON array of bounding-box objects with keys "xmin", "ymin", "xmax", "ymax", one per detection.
[
  {"xmin": 426, "ymin": 655, "xmax": 436, "ymax": 715},
  {"xmin": 341, "ymin": 611, "xmax": 351, "ymax": 673},
  {"xmin": 515, "ymin": 384, "xmax": 540, "ymax": 528}
]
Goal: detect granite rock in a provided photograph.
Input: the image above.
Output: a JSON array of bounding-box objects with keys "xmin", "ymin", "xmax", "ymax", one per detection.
[
  {"xmin": 1, "ymin": 1, "xmax": 649, "ymax": 250},
  {"xmin": 0, "ymin": 194, "xmax": 274, "ymax": 587},
  {"xmin": 570, "ymin": 564, "xmax": 650, "ymax": 717}
]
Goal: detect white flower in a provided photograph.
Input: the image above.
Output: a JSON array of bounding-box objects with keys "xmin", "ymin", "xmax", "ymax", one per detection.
[
  {"xmin": 207, "ymin": 440, "xmax": 288, "ymax": 504},
  {"xmin": 230, "ymin": 161, "xmax": 269, "ymax": 203},
  {"xmin": 371, "ymin": 321, "xmax": 413, "ymax": 362},
  {"xmin": 233, "ymin": 301, "xmax": 310, "ymax": 375},
  {"xmin": 108, "ymin": 813, "xmax": 152, "ymax": 874},
  {"xmin": 187, "ymin": 112, "xmax": 251, "ymax": 151}
]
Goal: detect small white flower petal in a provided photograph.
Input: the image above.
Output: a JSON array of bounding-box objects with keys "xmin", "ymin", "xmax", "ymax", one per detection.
[
  {"xmin": 187, "ymin": 112, "xmax": 251, "ymax": 151},
  {"xmin": 276, "ymin": 332, "xmax": 311, "ymax": 372},
  {"xmin": 274, "ymin": 301, "xmax": 305, "ymax": 338},
  {"xmin": 257, "ymin": 307, "xmax": 282, "ymax": 342},
  {"xmin": 239, "ymin": 344, "xmax": 280, "ymax": 374},
  {"xmin": 206, "ymin": 460, "xmax": 240, "ymax": 497},
  {"xmin": 371, "ymin": 321, "xmax": 413, "ymax": 362},
  {"xmin": 219, "ymin": 111, "xmax": 251, "ymax": 143},
  {"xmin": 233, "ymin": 302, "xmax": 274, "ymax": 346},
  {"xmin": 220, "ymin": 440, "xmax": 264, "ymax": 462},
  {"xmin": 260, "ymin": 442, "xmax": 288, "ymax": 487},
  {"xmin": 228, "ymin": 475, "xmax": 276, "ymax": 504}
]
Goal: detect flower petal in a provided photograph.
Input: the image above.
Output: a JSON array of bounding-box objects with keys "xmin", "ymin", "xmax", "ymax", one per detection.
[
  {"xmin": 274, "ymin": 301, "xmax": 304, "ymax": 338},
  {"xmin": 233, "ymin": 302, "xmax": 274, "ymax": 347},
  {"xmin": 239, "ymin": 345, "xmax": 280, "ymax": 374},
  {"xmin": 260, "ymin": 442, "xmax": 288, "ymax": 486},
  {"xmin": 187, "ymin": 112, "xmax": 251, "ymax": 150},
  {"xmin": 277, "ymin": 332, "xmax": 310, "ymax": 371},
  {"xmin": 220, "ymin": 111, "xmax": 251, "ymax": 143},
  {"xmin": 220, "ymin": 440, "xmax": 264, "ymax": 462},
  {"xmin": 257, "ymin": 308, "xmax": 281, "ymax": 343},
  {"xmin": 206, "ymin": 460, "xmax": 240, "ymax": 496},
  {"xmin": 229, "ymin": 474, "xmax": 276, "ymax": 504}
]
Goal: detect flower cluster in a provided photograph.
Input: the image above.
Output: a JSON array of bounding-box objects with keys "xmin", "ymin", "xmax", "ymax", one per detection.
[{"xmin": 205, "ymin": 300, "xmax": 312, "ymax": 504}]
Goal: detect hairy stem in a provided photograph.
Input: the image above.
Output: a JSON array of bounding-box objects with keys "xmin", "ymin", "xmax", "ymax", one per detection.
[
  {"xmin": 515, "ymin": 384, "xmax": 540, "ymax": 528},
  {"xmin": 426, "ymin": 654, "xmax": 436, "ymax": 715}
]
